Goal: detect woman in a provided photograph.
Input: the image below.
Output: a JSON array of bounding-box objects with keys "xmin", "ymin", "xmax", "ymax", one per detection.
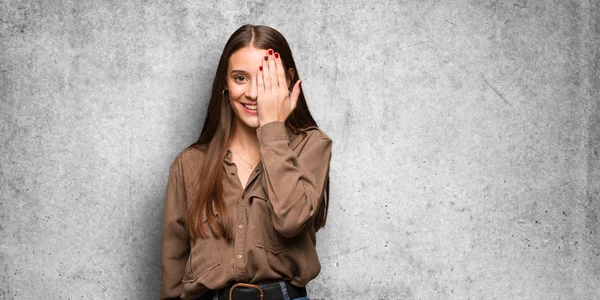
[{"xmin": 160, "ymin": 24, "xmax": 333, "ymax": 300}]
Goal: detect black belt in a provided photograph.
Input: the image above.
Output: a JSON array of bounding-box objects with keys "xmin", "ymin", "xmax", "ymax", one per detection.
[{"xmin": 197, "ymin": 281, "xmax": 306, "ymax": 300}]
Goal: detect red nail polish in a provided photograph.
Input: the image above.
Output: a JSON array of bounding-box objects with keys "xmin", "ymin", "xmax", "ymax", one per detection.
[
  {"xmin": 299, "ymin": 80, "xmax": 302, "ymax": 87},
  {"xmin": 274, "ymin": 53, "xmax": 279, "ymax": 59},
  {"xmin": 268, "ymin": 49, "xmax": 273, "ymax": 55},
  {"xmin": 264, "ymin": 55, "xmax": 268, "ymax": 61},
  {"xmin": 259, "ymin": 66, "xmax": 263, "ymax": 71}
]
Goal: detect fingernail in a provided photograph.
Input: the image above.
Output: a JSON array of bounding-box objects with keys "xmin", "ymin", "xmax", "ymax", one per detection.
[
  {"xmin": 274, "ymin": 52, "xmax": 279, "ymax": 59},
  {"xmin": 259, "ymin": 66, "xmax": 263, "ymax": 71},
  {"xmin": 264, "ymin": 55, "xmax": 268, "ymax": 61},
  {"xmin": 299, "ymin": 80, "xmax": 302, "ymax": 87},
  {"xmin": 268, "ymin": 49, "xmax": 273, "ymax": 55}
]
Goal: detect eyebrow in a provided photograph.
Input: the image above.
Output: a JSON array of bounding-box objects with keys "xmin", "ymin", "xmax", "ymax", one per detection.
[{"xmin": 230, "ymin": 69, "xmax": 248, "ymax": 74}]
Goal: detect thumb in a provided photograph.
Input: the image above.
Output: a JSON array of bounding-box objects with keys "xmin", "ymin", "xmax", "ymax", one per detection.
[{"xmin": 290, "ymin": 80, "xmax": 302, "ymax": 111}]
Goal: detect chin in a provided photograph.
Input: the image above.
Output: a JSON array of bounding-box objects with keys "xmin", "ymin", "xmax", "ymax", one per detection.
[
  {"xmin": 242, "ymin": 120, "xmax": 260, "ymax": 129},
  {"xmin": 234, "ymin": 114, "xmax": 260, "ymax": 129},
  {"xmin": 232, "ymin": 104, "xmax": 260, "ymax": 129}
]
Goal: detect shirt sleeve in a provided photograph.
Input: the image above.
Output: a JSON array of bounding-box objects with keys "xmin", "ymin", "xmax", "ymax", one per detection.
[
  {"xmin": 160, "ymin": 156, "xmax": 190, "ymax": 299},
  {"xmin": 256, "ymin": 121, "xmax": 333, "ymax": 238}
]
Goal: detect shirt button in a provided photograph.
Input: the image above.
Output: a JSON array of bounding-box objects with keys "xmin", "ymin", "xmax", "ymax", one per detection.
[
  {"xmin": 236, "ymin": 254, "xmax": 242, "ymax": 259},
  {"xmin": 238, "ymin": 224, "xmax": 244, "ymax": 229}
]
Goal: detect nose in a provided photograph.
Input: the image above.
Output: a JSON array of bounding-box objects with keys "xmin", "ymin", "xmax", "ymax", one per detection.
[{"xmin": 246, "ymin": 77, "xmax": 258, "ymax": 101}]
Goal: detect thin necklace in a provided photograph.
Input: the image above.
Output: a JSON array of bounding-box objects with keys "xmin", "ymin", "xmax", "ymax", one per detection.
[{"xmin": 230, "ymin": 148, "xmax": 259, "ymax": 169}]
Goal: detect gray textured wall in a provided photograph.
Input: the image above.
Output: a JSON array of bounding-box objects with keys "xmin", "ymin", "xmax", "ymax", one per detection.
[{"xmin": 1, "ymin": 0, "xmax": 598, "ymax": 299}]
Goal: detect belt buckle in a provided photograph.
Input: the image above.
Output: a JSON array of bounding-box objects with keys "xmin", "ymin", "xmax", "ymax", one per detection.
[{"xmin": 228, "ymin": 283, "xmax": 264, "ymax": 300}]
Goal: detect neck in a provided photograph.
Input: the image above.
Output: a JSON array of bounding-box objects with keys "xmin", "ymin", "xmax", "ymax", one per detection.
[{"xmin": 228, "ymin": 118, "xmax": 259, "ymax": 153}]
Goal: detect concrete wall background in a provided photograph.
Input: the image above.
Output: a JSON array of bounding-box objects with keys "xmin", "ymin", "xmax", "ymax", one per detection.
[{"xmin": 1, "ymin": 0, "xmax": 598, "ymax": 299}]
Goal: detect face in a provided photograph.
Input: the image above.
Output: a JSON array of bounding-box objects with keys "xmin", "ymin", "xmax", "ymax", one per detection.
[{"xmin": 226, "ymin": 46, "xmax": 268, "ymax": 129}]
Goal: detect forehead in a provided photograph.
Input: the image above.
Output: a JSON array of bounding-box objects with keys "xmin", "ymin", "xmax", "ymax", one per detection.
[{"xmin": 228, "ymin": 46, "xmax": 267, "ymax": 71}]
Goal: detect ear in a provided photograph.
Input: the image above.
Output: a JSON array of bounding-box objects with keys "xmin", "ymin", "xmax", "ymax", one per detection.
[{"xmin": 286, "ymin": 68, "xmax": 296, "ymax": 88}]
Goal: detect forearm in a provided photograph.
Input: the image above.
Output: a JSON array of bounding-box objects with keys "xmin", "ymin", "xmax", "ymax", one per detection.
[{"xmin": 257, "ymin": 121, "xmax": 332, "ymax": 237}]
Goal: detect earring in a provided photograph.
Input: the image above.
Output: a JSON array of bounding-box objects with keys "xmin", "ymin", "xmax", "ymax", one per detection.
[{"xmin": 222, "ymin": 89, "xmax": 228, "ymax": 101}]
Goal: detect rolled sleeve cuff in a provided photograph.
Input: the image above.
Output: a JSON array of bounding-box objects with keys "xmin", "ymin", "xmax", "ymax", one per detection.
[{"xmin": 256, "ymin": 121, "xmax": 289, "ymax": 145}]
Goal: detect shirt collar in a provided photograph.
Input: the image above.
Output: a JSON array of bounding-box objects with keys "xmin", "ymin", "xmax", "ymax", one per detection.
[{"xmin": 224, "ymin": 148, "xmax": 234, "ymax": 164}]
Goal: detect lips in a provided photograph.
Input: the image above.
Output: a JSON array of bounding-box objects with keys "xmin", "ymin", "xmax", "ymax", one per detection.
[
  {"xmin": 242, "ymin": 103, "xmax": 257, "ymax": 110},
  {"xmin": 240, "ymin": 103, "xmax": 258, "ymax": 115}
]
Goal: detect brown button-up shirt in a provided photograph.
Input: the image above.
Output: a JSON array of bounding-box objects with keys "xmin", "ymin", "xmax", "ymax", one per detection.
[{"xmin": 160, "ymin": 121, "xmax": 333, "ymax": 299}]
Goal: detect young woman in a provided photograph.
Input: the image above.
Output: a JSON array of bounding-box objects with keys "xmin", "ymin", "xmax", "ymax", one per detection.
[{"xmin": 160, "ymin": 25, "xmax": 333, "ymax": 300}]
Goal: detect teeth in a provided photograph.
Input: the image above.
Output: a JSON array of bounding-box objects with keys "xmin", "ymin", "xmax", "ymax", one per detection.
[{"xmin": 243, "ymin": 104, "xmax": 257, "ymax": 110}]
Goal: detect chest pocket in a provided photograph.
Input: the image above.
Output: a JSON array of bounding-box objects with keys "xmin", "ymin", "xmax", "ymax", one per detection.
[
  {"xmin": 182, "ymin": 218, "xmax": 220, "ymax": 283},
  {"xmin": 249, "ymin": 188, "xmax": 293, "ymax": 254}
]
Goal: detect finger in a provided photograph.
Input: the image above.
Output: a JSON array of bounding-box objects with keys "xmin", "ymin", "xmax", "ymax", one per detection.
[
  {"xmin": 257, "ymin": 65, "xmax": 264, "ymax": 99},
  {"xmin": 274, "ymin": 52, "xmax": 287, "ymax": 94},
  {"xmin": 290, "ymin": 80, "xmax": 302, "ymax": 111},
  {"xmin": 262, "ymin": 53, "xmax": 271, "ymax": 92},
  {"xmin": 267, "ymin": 49, "xmax": 277, "ymax": 92}
]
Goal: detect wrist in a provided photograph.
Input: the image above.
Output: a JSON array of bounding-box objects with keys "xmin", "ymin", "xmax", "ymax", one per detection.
[
  {"xmin": 256, "ymin": 120, "xmax": 289, "ymax": 145},
  {"xmin": 259, "ymin": 117, "xmax": 281, "ymax": 126}
]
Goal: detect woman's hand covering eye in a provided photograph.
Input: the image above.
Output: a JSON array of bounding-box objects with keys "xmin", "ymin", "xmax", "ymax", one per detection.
[{"xmin": 256, "ymin": 49, "xmax": 302, "ymax": 125}]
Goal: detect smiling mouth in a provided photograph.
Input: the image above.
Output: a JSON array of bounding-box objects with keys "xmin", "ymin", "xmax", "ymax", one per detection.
[{"xmin": 242, "ymin": 103, "xmax": 257, "ymax": 110}]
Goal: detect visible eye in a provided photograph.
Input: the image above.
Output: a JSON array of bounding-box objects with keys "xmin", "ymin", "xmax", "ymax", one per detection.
[{"xmin": 233, "ymin": 75, "xmax": 247, "ymax": 82}]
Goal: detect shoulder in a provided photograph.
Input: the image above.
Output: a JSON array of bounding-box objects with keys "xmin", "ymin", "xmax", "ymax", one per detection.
[
  {"xmin": 293, "ymin": 125, "xmax": 332, "ymax": 145},
  {"xmin": 169, "ymin": 145, "xmax": 207, "ymax": 174},
  {"xmin": 290, "ymin": 126, "xmax": 332, "ymax": 153},
  {"xmin": 308, "ymin": 127, "xmax": 332, "ymax": 143}
]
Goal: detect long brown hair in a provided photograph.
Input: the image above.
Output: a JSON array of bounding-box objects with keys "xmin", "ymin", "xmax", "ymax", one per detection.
[{"xmin": 187, "ymin": 25, "xmax": 330, "ymax": 241}]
